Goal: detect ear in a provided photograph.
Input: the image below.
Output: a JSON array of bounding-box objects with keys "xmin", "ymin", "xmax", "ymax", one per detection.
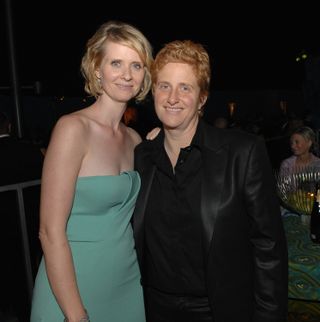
[
  {"xmin": 200, "ymin": 95, "xmax": 208, "ymax": 107},
  {"xmin": 95, "ymin": 70, "xmax": 101, "ymax": 79},
  {"xmin": 198, "ymin": 95, "xmax": 208, "ymax": 111},
  {"xmin": 197, "ymin": 96, "xmax": 208, "ymax": 116}
]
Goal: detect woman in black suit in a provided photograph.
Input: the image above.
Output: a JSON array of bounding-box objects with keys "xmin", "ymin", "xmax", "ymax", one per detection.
[{"xmin": 133, "ymin": 40, "xmax": 288, "ymax": 322}]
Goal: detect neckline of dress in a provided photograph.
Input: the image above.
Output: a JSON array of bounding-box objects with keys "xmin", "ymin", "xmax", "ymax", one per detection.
[{"xmin": 77, "ymin": 170, "xmax": 136, "ymax": 179}]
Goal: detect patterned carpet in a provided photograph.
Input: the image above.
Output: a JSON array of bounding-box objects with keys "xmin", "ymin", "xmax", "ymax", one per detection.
[
  {"xmin": 288, "ymin": 300, "xmax": 320, "ymax": 322},
  {"xmin": 288, "ymin": 312, "xmax": 319, "ymax": 322},
  {"xmin": 1, "ymin": 300, "xmax": 319, "ymax": 322}
]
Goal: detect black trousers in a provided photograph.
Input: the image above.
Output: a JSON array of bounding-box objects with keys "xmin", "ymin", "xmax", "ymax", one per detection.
[{"xmin": 144, "ymin": 287, "xmax": 214, "ymax": 322}]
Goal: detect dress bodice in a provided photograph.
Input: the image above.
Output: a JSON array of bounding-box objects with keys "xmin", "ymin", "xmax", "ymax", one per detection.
[{"xmin": 67, "ymin": 170, "xmax": 140, "ymax": 241}]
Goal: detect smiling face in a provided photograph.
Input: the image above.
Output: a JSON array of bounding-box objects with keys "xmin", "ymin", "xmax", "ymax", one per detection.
[
  {"xmin": 96, "ymin": 41, "xmax": 145, "ymax": 103},
  {"xmin": 153, "ymin": 62, "xmax": 206, "ymax": 132}
]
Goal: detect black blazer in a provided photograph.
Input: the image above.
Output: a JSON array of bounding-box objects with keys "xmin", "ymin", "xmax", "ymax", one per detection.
[{"xmin": 133, "ymin": 121, "xmax": 288, "ymax": 322}]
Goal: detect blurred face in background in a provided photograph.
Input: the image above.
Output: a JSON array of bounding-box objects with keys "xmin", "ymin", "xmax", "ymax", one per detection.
[{"xmin": 290, "ymin": 133, "xmax": 312, "ymax": 157}]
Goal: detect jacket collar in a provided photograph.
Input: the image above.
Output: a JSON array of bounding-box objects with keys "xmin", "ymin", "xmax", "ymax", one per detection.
[{"xmin": 135, "ymin": 119, "xmax": 230, "ymax": 260}]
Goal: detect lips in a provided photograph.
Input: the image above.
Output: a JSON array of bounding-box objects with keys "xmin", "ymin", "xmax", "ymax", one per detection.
[
  {"xmin": 116, "ymin": 84, "xmax": 133, "ymax": 89},
  {"xmin": 164, "ymin": 106, "xmax": 182, "ymax": 112}
]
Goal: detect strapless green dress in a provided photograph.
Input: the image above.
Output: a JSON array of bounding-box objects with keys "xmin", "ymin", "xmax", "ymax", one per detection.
[{"xmin": 31, "ymin": 171, "xmax": 145, "ymax": 322}]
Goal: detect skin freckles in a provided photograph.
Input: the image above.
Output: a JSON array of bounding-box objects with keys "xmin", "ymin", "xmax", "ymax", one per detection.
[{"xmin": 153, "ymin": 62, "xmax": 205, "ymax": 133}]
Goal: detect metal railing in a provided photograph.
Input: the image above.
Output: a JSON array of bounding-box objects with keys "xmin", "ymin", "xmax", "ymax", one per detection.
[{"xmin": 0, "ymin": 179, "xmax": 41, "ymax": 306}]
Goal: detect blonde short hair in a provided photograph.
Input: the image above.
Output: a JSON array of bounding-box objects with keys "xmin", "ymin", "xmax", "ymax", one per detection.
[{"xmin": 81, "ymin": 21, "xmax": 153, "ymax": 101}]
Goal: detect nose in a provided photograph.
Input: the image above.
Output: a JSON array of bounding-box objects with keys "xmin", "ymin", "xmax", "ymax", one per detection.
[
  {"xmin": 167, "ymin": 89, "xmax": 179, "ymax": 105},
  {"xmin": 122, "ymin": 66, "xmax": 132, "ymax": 81}
]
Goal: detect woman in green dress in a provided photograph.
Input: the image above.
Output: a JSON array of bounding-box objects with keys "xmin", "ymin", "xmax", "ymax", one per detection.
[{"xmin": 30, "ymin": 20, "xmax": 153, "ymax": 322}]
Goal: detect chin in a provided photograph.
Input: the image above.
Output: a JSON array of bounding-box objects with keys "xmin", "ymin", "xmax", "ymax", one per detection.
[
  {"xmin": 159, "ymin": 115, "xmax": 181, "ymax": 126},
  {"xmin": 163, "ymin": 121, "xmax": 183, "ymax": 130}
]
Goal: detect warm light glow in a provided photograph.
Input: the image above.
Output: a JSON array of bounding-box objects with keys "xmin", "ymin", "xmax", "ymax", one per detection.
[
  {"xmin": 227, "ymin": 102, "xmax": 236, "ymax": 117},
  {"xmin": 123, "ymin": 106, "xmax": 138, "ymax": 125},
  {"xmin": 279, "ymin": 100, "xmax": 287, "ymax": 115}
]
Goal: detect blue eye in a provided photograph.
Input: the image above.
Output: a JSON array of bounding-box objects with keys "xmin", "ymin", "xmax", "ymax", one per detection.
[
  {"xmin": 133, "ymin": 63, "xmax": 142, "ymax": 70},
  {"xmin": 111, "ymin": 61, "xmax": 121, "ymax": 67}
]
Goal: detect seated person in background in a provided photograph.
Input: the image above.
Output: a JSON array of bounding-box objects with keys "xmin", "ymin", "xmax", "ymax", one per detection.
[{"xmin": 279, "ymin": 126, "xmax": 320, "ymax": 176}]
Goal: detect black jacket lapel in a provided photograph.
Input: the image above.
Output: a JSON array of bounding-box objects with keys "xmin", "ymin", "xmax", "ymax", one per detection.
[{"xmin": 201, "ymin": 124, "xmax": 229, "ymax": 256}]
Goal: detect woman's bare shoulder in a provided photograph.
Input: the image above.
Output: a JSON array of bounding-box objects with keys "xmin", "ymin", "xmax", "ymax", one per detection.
[
  {"xmin": 48, "ymin": 113, "xmax": 91, "ymax": 151},
  {"xmin": 54, "ymin": 112, "xmax": 89, "ymax": 133}
]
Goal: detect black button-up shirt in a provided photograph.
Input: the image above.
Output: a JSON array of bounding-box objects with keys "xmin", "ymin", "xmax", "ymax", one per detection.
[{"xmin": 144, "ymin": 120, "xmax": 207, "ymax": 296}]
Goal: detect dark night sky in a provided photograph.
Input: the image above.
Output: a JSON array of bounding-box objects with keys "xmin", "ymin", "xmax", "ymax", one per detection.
[{"xmin": 1, "ymin": 1, "xmax": 319, "ymax": 97}]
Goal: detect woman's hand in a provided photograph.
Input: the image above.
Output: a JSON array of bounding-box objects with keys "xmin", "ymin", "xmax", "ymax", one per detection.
[{"xmin": 146, "ymin": 127, "xmax": 161, "ymax": 140}]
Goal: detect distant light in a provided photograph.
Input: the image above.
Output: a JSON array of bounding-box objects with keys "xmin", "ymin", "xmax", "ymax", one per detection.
[{"xmin": 295, "ymin": 50, "xmax": 309, "ymax": 63}]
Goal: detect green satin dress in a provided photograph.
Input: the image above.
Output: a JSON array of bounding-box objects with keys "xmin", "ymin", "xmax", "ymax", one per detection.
[{"xmin": 31, "ymin": 171, "xmax": 145, "ymax": 322}]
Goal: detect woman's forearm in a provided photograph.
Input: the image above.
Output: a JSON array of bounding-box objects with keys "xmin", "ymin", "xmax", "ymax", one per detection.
[{"xmin": 40, "ymin": 233, "xmax": 87, "ymax": 321}]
